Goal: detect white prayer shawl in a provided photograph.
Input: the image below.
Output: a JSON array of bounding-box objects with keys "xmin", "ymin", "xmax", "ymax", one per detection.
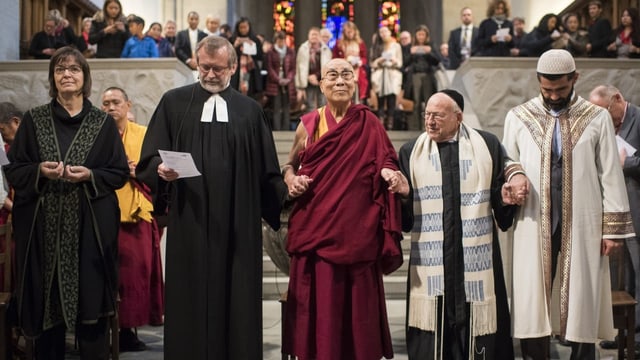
[
  {"xmin": 502, "ymin": 95, "xmax": 634, "ymax": 342},
  {"xmin": 408, "ymin": 123, "xmax": 497, "ymax": 337}
]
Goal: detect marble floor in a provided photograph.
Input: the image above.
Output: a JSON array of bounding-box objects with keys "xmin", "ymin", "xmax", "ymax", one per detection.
[{"xmin": 64, "ymin": 299, "xmax": 621, "ymax": 359}]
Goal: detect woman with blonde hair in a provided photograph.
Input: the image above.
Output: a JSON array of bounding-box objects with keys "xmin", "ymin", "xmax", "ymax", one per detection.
[{"xmin": 332, "ymin": 21, "xmax": 369, "ymax": 104}]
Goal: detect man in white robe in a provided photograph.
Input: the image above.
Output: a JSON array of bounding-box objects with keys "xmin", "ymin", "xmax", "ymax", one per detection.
[{"xmin": 502, "ymin": 49, "xmax": 635, "ymax": 359}]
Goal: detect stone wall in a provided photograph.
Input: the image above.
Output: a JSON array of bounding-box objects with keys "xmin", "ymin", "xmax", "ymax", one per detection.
[
  {"xmin": 0, "ymin": 58, "xmax": 194, "ymax": 125},
  {"xmin": 451, "ymin": 57, "xmax": 640, "ymax": 139}
]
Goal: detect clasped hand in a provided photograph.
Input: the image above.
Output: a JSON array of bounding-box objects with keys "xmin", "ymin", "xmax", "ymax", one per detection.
[
  {"xmin": 286, "ymin": 174, "xmax": 313, "ymax": 199},
  {"xmin": 381, "ymin": 168, "xmax": 409, "ymax": 197},
  {"xmin": 501, "ymin": 173, "xmax": 529, "ymax": 205},
  {"xmin": 40, "ymin": 161, "xmax": 90, "ymax": 183}
]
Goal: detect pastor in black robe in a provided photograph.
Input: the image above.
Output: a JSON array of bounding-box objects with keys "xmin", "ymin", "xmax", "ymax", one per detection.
[
  {"xmin": 4, "ymin": 99, "xmax": 129, "ymax": 338},
  {"xmin": 398, "ymin": 130, "xmax": 515, "ymax": 360},
  {"xmin": 136, "ymin": 83, "xmax": 288, "ymax": 359}
]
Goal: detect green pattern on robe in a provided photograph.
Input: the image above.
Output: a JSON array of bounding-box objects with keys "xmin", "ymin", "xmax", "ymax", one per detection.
[{"xmin": 30, "ymin": 104, "xmax": 107, "ymax": 330}]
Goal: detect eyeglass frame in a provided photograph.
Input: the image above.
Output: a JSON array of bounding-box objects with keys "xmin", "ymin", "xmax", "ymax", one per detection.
[
  {"xmin": 197, "ymin": 63, "xmax": 231, "ymax": 76},
  {"xmin": 54, "ymin": 65, "xmax": 83, "ymax": 75},
  {"xmin": 322, "ymin": 70, "xmax": 355, "ymax": 81}
]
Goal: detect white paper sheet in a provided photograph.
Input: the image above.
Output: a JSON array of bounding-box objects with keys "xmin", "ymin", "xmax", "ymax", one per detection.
[
  {"xmin": 496, "ymin": 28, "xmax": 510, "ymax": 42},
  {"xmin": 616, "ymin": 135, "xmax": 637, "ymax": 156},
  {"xmin": 158, "ymin": 150, "xmax": 201, "ymax": 178}
]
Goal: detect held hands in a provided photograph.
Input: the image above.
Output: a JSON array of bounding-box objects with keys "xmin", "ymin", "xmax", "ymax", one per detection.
[
  {"xmin": 501, "ymin": 173, "xmax": 529, "ymax": 206},
  {"xmin": 381, "ymin": 168, "xmax": 409, "ymax": 197},
  {"xmin": 285, "ymin": 172, "xmax": 313, "ymax": 199},
  {"xmin": 158, "ymin": 163, "xmax": 179, "ymax": 182}
]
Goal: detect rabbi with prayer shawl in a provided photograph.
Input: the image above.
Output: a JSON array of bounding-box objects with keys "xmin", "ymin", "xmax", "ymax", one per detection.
[
  {"xmin": 395, "ymin": 89, "xmax": 527, "ymax": 359},
  {"xmin": 502, "ymin": 49, "xmax": 634, "ymax": 359}
]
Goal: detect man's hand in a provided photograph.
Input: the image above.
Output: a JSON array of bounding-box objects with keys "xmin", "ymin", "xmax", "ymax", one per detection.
[
  {"xmin": 381, "ymin": 168, "xmax": 409, "ymax": 197},
  {"xmin": 158, "ymin": 162, "xmax": 179, "ymax": 182},
  {"xmin": 602, "ymin": 238, "xmax": 622, "ymax": 256},
  {"xmin": 128, "ymin": 160, "xmax": 137, "ymax": 178},
  {"xmin": 285, "ymin": 174, "xmax": 313, "ymax": 198},
  {"xmin": 502, "ymin": 173, "xmax": 529, "ymax": 205}
]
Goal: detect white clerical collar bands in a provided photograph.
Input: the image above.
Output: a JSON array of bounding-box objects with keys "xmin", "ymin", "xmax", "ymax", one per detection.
[{"xmin": 200, "ymin": 94, "xmax": 228, "ymax": 123}]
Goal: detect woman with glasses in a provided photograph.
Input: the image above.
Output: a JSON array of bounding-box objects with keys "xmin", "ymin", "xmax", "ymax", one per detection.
[{"xmin": 4, "ymin": 46, "xmax": 129, "ymax": 359}]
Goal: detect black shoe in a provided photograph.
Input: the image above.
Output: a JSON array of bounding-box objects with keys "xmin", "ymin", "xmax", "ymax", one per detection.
[
  {"xmin": 599, "ymin": 339, "xmax": 617, "ymax": 349},
  {"xmin": 119, "ymin": 328, "xmax": 147, "ymax": 352}
]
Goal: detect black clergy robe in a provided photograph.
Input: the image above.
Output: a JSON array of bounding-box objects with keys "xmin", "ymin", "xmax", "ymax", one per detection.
[
  {"xmin": 136, "ymin": 83, "xmax": 287, "ymax": 359},
  {"xmin": 398, "ymin": 130, "xmax": 515, "ymax": 360},
  {"xmin": 4, "ymin": 99, "xmax": 129, "ymax": 337}
]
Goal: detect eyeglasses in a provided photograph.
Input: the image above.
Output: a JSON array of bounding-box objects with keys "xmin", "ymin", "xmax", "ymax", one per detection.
[
  {"xmin": 198, "ymin": 64, "xmax": 229, "ymax": 76},
  {"xmin": 323, "ymin": 70, "xmax": 355, "ymax": 81},
  {"xmin": 54, "ymin": 66, "xmax": 82, "ymax": 75},
  {"xmin": 423, "ymin": 111, "xmax": 449, "ymax": 121}
]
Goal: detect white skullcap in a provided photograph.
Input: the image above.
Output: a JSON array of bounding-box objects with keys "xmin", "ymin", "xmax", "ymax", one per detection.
[{"xmin": 536, "ymin": 49, "xmax": 576, "ymax": 75}]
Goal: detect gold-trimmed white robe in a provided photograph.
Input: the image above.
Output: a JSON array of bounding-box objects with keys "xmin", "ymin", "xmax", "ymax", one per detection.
[{"xmin": 502, "ymin": 95, "xmax": 634, "ymax": 343}]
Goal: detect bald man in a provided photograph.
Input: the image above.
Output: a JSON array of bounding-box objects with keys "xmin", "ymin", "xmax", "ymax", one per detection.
[
  {"xmin": 282, "ymin": 58, "xmax": 403, "ymax": 360},
  {"xmin": 590, "ymin": 85, "xmax": 640, "ymax": 349}
]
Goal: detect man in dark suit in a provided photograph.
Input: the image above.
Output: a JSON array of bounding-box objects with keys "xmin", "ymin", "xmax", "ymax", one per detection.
[
  {"xmin": 448, "ymin": 7, "xmax": 478, "ymax": 70},
  {"xmin": 586, "ymin": 0, "xmax": 614, "ymax": 57},
  {"xmin": 591, "ymin": 85, "xmax": 640, "ymax": 350},
  {"xmin": 175, "ymin": 11, "xmax": 207, "ymax": 69}
]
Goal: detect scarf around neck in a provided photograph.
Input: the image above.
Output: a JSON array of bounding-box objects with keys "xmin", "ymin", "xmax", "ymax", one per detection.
[{"xmin": 407, "ymin": 123, "xmax": 497, "ymax": 338}]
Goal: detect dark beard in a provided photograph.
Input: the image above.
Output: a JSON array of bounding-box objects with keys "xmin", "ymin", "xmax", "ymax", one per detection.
[{"xmin": 543, "ymin": 89, "xmax": 573, "ymax": 111}]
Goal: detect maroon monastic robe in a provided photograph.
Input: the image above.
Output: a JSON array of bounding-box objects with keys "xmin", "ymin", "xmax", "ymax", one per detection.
[{"xmin": 283, "ymin": 104, "xmax": 403, "ymax": 360}]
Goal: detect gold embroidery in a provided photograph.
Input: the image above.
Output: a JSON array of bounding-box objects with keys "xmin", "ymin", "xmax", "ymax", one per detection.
[
  {"xmin": 510, "ymin": 96, "xmax": 605, "ymax": 337},
  {"xmin": 603, "ymin": 211, "xmax": 635, "ymax": 235}
]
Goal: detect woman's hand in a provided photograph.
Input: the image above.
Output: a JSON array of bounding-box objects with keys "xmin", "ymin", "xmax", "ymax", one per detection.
[
  {"xmin": 63, "ymin": 165, "xmax": 91, "ymax": 183},
  {"xmin": 40, "ymin": 161, "xmax": 64, "ymax": 180}
]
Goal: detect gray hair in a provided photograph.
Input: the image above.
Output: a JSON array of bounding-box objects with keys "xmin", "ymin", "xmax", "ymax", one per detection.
[
  {"xmin": 0, "ymin": 102, "xmax": 23, "ymax": 124},
  {"xmin": 590, "ymin": 84, "xmax": 621, "ymax": 100},
  {"xmin": 195, "ymin": 36, "xmax": 237, "ymax": 68}
]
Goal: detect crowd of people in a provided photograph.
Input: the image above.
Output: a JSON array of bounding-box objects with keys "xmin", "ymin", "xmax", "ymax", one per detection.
[
  {"xmin": 28, "ymin": 0, "xmax": 640, "ymax": 132},
  {"xmin": 7, "ymin": 0, "xmax": 640, "ymax": 359}
]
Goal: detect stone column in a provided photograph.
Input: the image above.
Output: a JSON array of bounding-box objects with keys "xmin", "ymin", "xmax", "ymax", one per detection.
[{"xmin": 2, "ymin": 0, "xmax": 20, "ymax": 60}]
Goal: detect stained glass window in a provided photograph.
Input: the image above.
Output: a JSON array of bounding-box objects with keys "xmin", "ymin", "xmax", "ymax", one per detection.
[
  {"xmin": 273, "ymin": 0, "xmax": 295, "ymax": 47},
  {"xmin": 378, "ymin": 1, "xmax": 400, "ymax": 37},
  {"xmin": 321, "ymin": 0, "xmax": 354, "ymax": 49}
]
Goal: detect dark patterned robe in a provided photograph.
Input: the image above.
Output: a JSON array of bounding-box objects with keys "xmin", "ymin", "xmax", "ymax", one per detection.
[
  {"xmin": 4, "ymin": 99, "xmax": 129, "ymax": 337},
  {"xmin": 399, "ymin": 131, "xmax": 515, "ymax": 360}
]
